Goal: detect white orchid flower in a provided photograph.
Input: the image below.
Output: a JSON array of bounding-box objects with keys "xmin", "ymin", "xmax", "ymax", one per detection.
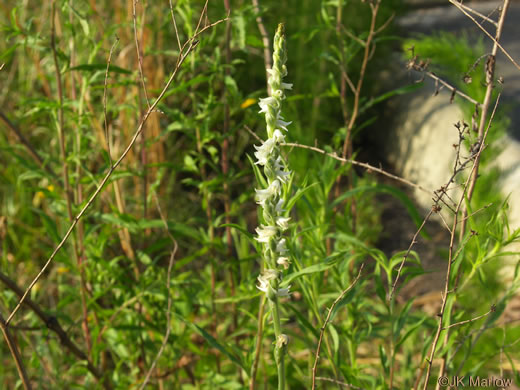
[{"xmin": 255, "ymin": 225, "xmax": 278, "ymax": 243}]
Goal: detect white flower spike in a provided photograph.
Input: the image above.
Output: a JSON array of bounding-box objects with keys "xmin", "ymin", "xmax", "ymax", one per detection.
[{"xmin": 253, "ymin": 23, "xmax": 292, "ymax": 387}]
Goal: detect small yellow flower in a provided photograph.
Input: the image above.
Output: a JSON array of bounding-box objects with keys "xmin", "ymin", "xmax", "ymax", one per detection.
[
  {"xmin": 47, "ymin": 185, "xmax": 54, "ymax": 192},
  {"xmin": 57, "ymin": 267, "xmax": 70, "ymax": 274},
  {"xmin": 240, "ymin": 98, "xmax": 256, "ymax": 109}
]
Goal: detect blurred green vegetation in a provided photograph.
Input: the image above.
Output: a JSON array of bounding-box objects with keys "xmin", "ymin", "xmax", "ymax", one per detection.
[{"xmin": 0, "ymin": 1, "xmax": 518, "ymax": 389}]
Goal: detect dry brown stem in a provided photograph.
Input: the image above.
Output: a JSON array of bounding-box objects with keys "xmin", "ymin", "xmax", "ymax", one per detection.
[
  {"xmin": 0, "ymin": 313, "xmax": 32, "ymax": 390},
  {"xmin": 103, "ymin": 37, "xmax": 120, "ymax": 166},
  {"xmin": 460, "ymin": 0, "xmax": 510, "ymax": 240},
  {"xmin": 409, "ymin": 62, "xmax": 480, "ymax": 106},
  {"xmin": 431, "ymin": 2, "xmax": 512, "ymax": 381},
  {"xmin": 421, "ymin": 95, "xmax": 500, "ymax": 390},
  {"xmin": 313, "ymin": 376, "xmax": 363, "ymax": 389},
  {"xmin": 449, "ymin": 0, "xmax": 519, "ymax": 71},
  {"xmin": 132, "ymin": 0, "xmax": 151, "ymax": 108},
  {"xmin": 0, "ymin": 271, "xmax": 110, "ymax": 388},
  {"xmin": 245, "ymin": 124, "xmax": 431, "ymax": 194},
  {"xmin": 50, "ymin": 0, "xmax": 92, "ymax": 357},
  {"xmin": 341, "ymin": 0, "xmax": 383, "ymax": 161},
  {"xmin": 249, "ymin": 295, "xmax": 266, "ymax": 390},
  {"xmin": 284, "ymin": 141, "xmax": 432, "ymax": 195},
  {"xmin": 390, "ymin": 120, "xmax": 485, "ymax": 301},
  {"xmin": 442, "ymin": 307, "xmax": 494, "ymax": 330},
  {"xmin": 138, "ymin": 195, "xmax": 178, "ymax": 389},
  {"xmin": 252, "ymin": 0, "xmax": 272, "ymax": 93}
]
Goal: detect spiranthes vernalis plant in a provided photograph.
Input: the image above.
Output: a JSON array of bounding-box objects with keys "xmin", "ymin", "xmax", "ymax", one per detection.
[{"xmin": 254, "ymin": 23, "xmax": 292, "ymax": 390}]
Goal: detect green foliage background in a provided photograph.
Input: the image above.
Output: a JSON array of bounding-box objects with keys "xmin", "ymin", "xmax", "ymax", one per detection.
[{"xmin": 0, "ymin": 1, "xmax": 519, "ymax": 389}]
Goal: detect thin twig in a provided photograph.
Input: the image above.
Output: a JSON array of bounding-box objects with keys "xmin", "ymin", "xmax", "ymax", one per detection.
[
  {"xmin": 408, "ymin": 58, "xmax": 480, "ymax": 106},
  {"xmin": 0, "ymin": 313, "xmax": 32, "ymax": 390},
  {"xmin": 465, "ymin": 52, "xmax": 492, "ymax": 78},
  {"xmin": 222, "ymin": 0, "xmax": 239, "ymax": 373},
  {"xmin": 252, "ymin": 0, "xmax": 272, "ymax": 94},
  {"xmin": 284, "ymin": 141, "xmax": 432, "ymax": 195},
  {"xmin": 194, "ymin": 0, "xmax": 210, "ymax": 36},
  {"xmin": 442, "ymin": 307, "xmax": 494, "ymax": 330},
  {"xmin": 390, "ymin": 209, "xmax": 433, "ymax": 300},
  {"xmin": 314, "ymin": 376, "xmax": 363, "ymax": 389},
  {"xmin": 139, "ymin": 195, "xmax": 178, "ymax": 389},
  {"xmin": 389, "ymin": 120, "xmax": 483, "ymax": 300},
  {"xmin": 51, "ymin": 0, "xmax": 73, "ymax": 222},
  {"xmin": 339, "ymin": 65, "xmax": 357, "ymax": 96},
  {"xmin": 437, "ymin": 211, "xmax": 452, "ymax": 235},
  {"xmin": 454, "ymin": 300, "xmax": 513, "ymax": 376},
  {"xmin": 103, "ymin": 36, "xmax": 120, "ymax": 166},
  {"xmin": 457, "ymin": 203, "xmax": 492, "ymax": 224},
  {"xmin": 336, "ymin": 0, "xmax": 384, "ymax": 237},
  {"xmin": 433, "ymin": 96, "xmax": 502, "ymax": 388},
  {"xmin": 133, "ymin": 0, "xmax": 150, "ymax": 108},
  {"xmin": 244, "ymin": 124, "xmax": 262, "ymax": 142},
  {"xmin": 427, "ymin": 71, "xmax": 480, "ymax": 106},
  {"xmin": 341, "ymin": 0, "xmax": 381, "ymax": 161},
  {"xmin": 449, "ymin": 0, "xmax": 519, "ymax": 70},
  {"xmin": 421, "ymin": 95, "xmax": 501, "ymax": 390},
  {"xmin": 68, "ymin": 0, "xmax": 91, "ymax": 362},
  {"xmin": 5, "ymin": 15, "xmax": 228, "ymax": 327},
  {"xmin": 340, "ymin": 24, "xmax": 365, "ymax": 47},
  {"xmin": 334, "ymin": 0, "xmax": 359, "ymax": 244},
  {"xmin": 0, "ymin": 111, "xmax": 56, "ymax": 178},
  {"xmin": 374, "ymin": 12, "xmax": 395, "ymax": 35},
  {"xmin": 244, "ymin": 125, "xmax": 431, "ymax": 194},
  {"xmin": 460, "ymin": 0, "xmax": 509, "ymax": 241},
  {"xmin": 169, "ymin": 0, "xmax": 182, "ymax": 52},
  {"xmin": 312, "ymin": 264, "xmax": 364, "ymax": 390},
  {"xmin": 249, "ymin": 295, "xmax": 266, "ymax": 390},
  {"xmin": 0, "ymin": 271, "xmax": 110, "ymax": 388},
  {"xmin": 96, "ymin": 294, "xmax": 144, "ymax": 343},
  {"xmin": 406, "ymin": 98, "xmax": 500, "ymax": 388},
  {"xmin": 132, "ymin": 2, "xmax": 150, "ymax": 369},
  {"xmin": 451, "ymin": 0, "xmax": 498, "ymax": 27},
  {"xmin": 51, "ymin": 0, "xmax": 92, "ymax": 357}
]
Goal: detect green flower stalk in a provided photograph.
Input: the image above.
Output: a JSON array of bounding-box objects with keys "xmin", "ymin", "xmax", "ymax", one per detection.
[{"xmin": 254, "ymin": 23, "xmax": 292, "ymax": 390}]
